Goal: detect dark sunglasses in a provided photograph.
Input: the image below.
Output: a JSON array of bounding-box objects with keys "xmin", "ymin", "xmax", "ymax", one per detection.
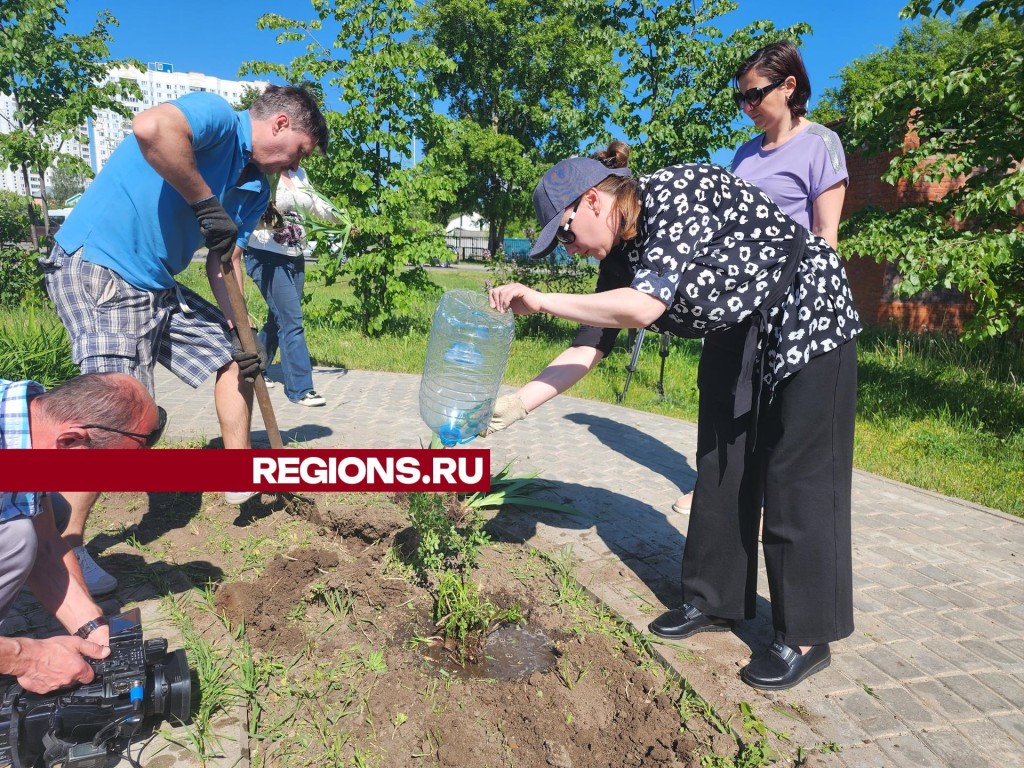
[
  {"xmin": 733, "ymin": 78, "xmax": 785, "ymax": 108},
  {"xmin": 77, "ymin": 406, "xmax": 167, "ymax": 448},
  {"xmin": 555, "ymin": 200, "xmax": 582, "ymax": 245}
]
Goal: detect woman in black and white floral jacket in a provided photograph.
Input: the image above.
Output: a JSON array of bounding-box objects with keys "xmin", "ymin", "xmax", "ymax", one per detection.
[
  {"xmin": 245, "ymin": 168, "xmax": 340, "ymax": 407},
  {"xmin": 486, "ymin": 140, "xmax": 860, "ymax": 692}
]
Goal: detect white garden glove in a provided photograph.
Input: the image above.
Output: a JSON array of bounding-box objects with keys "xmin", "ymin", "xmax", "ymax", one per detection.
[{"xmin": 480, "ymin": 395, "xmax": 528, "ymax": 437}]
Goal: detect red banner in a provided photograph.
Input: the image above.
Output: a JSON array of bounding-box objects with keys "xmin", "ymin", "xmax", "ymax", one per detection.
[{"xmin": 0, "ymin": 449, "xmax": 491, "ymax": 493}]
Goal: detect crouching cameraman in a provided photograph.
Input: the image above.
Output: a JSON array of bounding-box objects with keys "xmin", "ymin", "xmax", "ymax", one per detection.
[{"xmin": 0, "ymin": 373, "xmax": 163, "ymax": 694}]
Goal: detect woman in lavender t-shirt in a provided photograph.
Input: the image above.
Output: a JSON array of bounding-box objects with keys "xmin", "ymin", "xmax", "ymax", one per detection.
[
  {"xmin": 672, "ymin": 41, "xmax": 850, "ymax": 517},
  {"xmin": 730, "ymin": 40, "xmax": 848, "ymax": 249}
]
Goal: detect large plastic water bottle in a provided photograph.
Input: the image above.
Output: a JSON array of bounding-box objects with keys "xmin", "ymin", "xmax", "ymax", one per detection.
[{"xmin": 419, "ymin": 289, "xmax": 515, "ymax": 446}]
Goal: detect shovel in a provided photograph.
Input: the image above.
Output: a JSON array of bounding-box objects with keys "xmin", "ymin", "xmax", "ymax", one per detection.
[
  {"xmin": 220, "ymin": 261, "xmax": 282, "ymax": 448},
  {"xmin": 219, "ymin": 253, "xmax": 320, "ymax": 522}
]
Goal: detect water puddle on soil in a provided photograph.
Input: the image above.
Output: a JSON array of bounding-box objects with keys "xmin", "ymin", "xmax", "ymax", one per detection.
[{"xmin": 422, "ymin": 624, "xmax": 557, "ymax": 680}]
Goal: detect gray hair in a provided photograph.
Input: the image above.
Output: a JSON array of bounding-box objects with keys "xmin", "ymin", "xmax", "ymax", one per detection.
[{"xmin": 34, "ymin": 373, "xmax": 153, "ymax": 448}]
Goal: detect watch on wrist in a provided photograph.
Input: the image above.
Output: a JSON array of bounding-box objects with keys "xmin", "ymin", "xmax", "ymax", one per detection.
[{"xmin": 74, "ymin": 616, "xmax": 108, "ymax": 639}]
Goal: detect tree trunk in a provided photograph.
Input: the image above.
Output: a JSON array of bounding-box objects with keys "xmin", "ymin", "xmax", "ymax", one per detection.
[
  {"xmin": 496, "ymin": 219, "xmax": 507, "ymax": 259},
  {"xmin": 34, "ymin": 164, "xmax": 51, "ymax": 250},
  {"xmin": 20, "ymin": 163, "xmax": 38, "ymax": 250}
]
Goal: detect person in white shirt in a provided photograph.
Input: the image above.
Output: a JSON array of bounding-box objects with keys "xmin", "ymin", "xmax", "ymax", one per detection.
[{"xmin": 245, "ymin": 168, "xmax": 341, "ymax": 407}]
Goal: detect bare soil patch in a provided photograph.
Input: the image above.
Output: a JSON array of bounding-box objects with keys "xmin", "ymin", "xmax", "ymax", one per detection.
[{"xmin": 90, "ymin": 491, "xmax": 778, "ymax": 767}]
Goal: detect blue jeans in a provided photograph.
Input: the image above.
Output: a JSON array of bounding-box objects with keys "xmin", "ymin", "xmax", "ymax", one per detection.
[{"xmin": 244, "ymin": 248, "xmax": 314, "ymax": 401}]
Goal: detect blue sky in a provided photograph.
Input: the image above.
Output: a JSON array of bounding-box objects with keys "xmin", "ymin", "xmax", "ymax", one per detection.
[
  {"xmin": 65, "ymin": 0, "xmax": 929, "ymax": 89},
  {"xmin": 63, "ymin": 0, "xmax": 954, "ymax": 164}
]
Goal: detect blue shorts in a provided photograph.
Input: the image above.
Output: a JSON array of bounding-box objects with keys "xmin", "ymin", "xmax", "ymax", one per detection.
[{"xmin": 40, "ymin": 245, "xmax": 233, "ymax": 395}]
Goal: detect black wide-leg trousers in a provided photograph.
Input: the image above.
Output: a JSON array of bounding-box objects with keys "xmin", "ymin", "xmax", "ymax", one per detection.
[{"xmin": 680, "ymin": 326, "xmax": 857, "ymax": 646}]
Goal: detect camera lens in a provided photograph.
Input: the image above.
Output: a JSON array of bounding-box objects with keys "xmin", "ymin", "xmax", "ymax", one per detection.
[{"xmin": 151, "ymin": 650, "xmax": 192, "ymax": 723}]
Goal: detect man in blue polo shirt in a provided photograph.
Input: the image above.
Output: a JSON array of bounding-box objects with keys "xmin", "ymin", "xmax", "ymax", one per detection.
[
  {"xmin": 40, "ymin": 85, "xmax": 329, "ymax": 594},
  {"xmin": 0, "ymin": 373, "xmax": 160, "ymax": 693}
]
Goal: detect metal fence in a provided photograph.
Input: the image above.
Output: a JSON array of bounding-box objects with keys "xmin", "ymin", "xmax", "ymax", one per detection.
[{"xmin": 444, "ymin": 234, "xmax": 572, "ymax": 264}]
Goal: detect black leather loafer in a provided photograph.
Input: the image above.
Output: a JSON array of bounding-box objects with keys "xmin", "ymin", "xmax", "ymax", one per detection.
[
  {"xmin": 740, "ymin": 641, "xmax": 831, "ymax": 691},
  {"xmin": 648, "ymin": 603, "xmax": 732, "ymax": 640}
]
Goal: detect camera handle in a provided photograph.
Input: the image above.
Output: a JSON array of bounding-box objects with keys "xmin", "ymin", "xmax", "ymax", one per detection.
[
  {"xmin": 4, "ymin": 684, "xmax": 28, "ymax": 768},
  {"xmin": 43, "ymin": 721, "xmax": 136, "ymax": 768},
  {"xmin": 43, "ymin": 730, "xmax": 76, "ymax": 767}
]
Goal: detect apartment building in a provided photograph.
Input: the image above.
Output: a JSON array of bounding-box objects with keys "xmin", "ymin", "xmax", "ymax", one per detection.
[
  {"xmin": 0, "ymin": 62, "xmax": 269, "ymax": 198},
  {"xmin": 0, "ymin": 93, "xmax": 91, "ymax": 198}
]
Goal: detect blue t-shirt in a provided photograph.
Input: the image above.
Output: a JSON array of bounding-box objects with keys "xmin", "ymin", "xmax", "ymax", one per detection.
[
  {"xmin": 56, "ymin": 92, "xmax": 270, "ymax": 291},
  {"xmin": 0, "ymin": 379, "xmax": 45, "ymax": 521}
]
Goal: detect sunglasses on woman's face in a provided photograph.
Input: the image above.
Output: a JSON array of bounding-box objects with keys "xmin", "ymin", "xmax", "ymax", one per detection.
[
  {"xmin": 555, "ymin": 200, "xmax": 582, "ymax": 245},
  {"xmin": 76, "ymin": 406, "xmax": 168, "ymax": 448},
  {"xmin": 733, "ymin": 78, "xmax": 785, "ymax": 108}
]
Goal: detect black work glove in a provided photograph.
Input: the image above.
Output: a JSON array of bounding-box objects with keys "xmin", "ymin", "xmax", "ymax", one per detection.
[
  {"xmin": 191, "ymin": 196, "xmax": 238, "ymax": 264},
  {"xmin": 229, "ymin": 327, "xmax": 268, "ymax": 382}
]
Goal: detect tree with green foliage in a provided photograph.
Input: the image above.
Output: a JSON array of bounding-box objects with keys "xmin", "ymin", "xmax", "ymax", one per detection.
[
  {"xmin": 47, "ymin": 162, "xmax": 86, "ymax": 207},
  {"xmin": 243, "ymin": 0, "xmax": 457, "ymax": 336},
  {"xmin": 0, "ymin": 190, "xmax": 31, "ymax": 244},
  {"xmin": 838, "ymin": 0, "xmax": 1023, "ymax": 340},
  {"xmin": 0, "ymin": 193, "xmax": 48, "ymax": 309},
  {"xmin": 610, "ymin": 0, "xmax": 810, "ymax": 173},
  {"xmin": 418, "ymin": 0, "xmax": 620, "ymax": 251},
  {"xmin": 419, "ymin": 0, "xmax": 810, "ymax": 242},
  {"xmin": 424, "ymin": 117, "xmax": 542, "ymax": 250},
  {"xmin": 811, "ymin": 17, "xmax": 967, "ymax": 126},
  {"xmin": 235, "ymin": 84, "xmax": 264, "ymax": 111},
  {"xmin": 0, "ymin": 0, "xmax": 141, "ymax": 249}
]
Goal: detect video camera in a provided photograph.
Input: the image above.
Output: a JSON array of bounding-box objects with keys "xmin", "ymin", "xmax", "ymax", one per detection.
[{"xmin": 0, "ymin": 608, "xmax": 191, "ymax": 768}]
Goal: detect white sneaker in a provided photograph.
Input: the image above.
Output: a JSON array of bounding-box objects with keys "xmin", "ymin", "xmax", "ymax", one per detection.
[
  {"xmin": 224, "ymin": 491, "xmax": 258, "ymax": 505},
  {"xmin": 671, "ymin": 492, "xmax": 693, "ymax": 515},
  {"xmin": 291, "ymin": 391, "xmax": 326, "ymax": 407},
  {"xmin": 73, "ymin": 546, "xmax": 118, "ymax": 597},
  {"xmin": 263, "ymin": 376, "xmax": 276, "ymax": 389}
]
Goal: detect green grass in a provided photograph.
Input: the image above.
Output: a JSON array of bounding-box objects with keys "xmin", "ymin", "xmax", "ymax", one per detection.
[
  {"xmin": 854, "ymin": 331, "xmax": 1024, "ymax": 515},
  {"xmin": 0, "ymin": 305, "xmax": 78, "ymax": 386},
  {"xmin": 16, "ymin": 261, "xmax": 1024, "ymax": 517}
]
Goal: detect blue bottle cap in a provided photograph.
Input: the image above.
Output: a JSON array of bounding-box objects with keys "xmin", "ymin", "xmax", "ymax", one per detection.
[{"xmin": 437, "ymin": 425, "xmax": 477, "ymax": 447}]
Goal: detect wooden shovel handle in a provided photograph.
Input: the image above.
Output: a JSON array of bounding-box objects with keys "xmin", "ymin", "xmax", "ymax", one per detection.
[{"xmin": 219, "ymin": 256, "xmax": 284, "ymax": 449}]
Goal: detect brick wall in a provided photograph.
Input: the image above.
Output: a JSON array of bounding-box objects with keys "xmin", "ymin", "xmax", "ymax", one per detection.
[{"xmin": 841, "ymin": 139, "xmax": 973, "ymax": 334}]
